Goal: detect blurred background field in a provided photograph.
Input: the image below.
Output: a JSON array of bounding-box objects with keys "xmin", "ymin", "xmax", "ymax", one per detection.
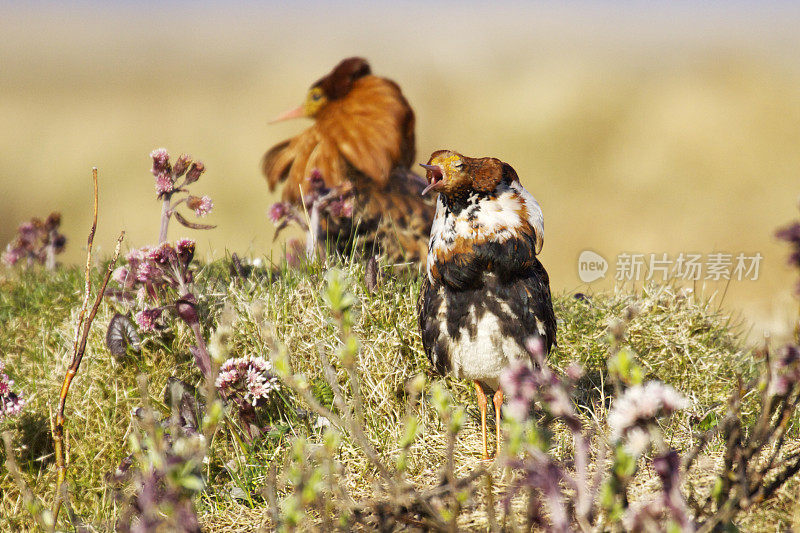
[{"xmin": 2, "ymin": 1, "xmax": 800, "ymax": 339}]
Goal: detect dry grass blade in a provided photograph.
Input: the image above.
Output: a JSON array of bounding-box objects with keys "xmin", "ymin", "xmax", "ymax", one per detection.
[{"xmin": 51, "ymin": 167, "xmax": 125, "ymax": 527}]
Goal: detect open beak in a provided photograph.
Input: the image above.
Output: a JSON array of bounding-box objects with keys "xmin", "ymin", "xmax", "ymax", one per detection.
[
  {"xmin": 269, "ymin": 105, "xmax": 306, "ymax": 124},
  {"xmin": 420, "ymin": 164, "xmax": 444, "ymax": 196}
]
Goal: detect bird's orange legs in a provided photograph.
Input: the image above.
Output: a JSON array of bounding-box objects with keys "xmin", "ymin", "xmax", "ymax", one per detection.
[
  {"xmin": 474, "ymin": 381, "xmax": 489, "ymax": 460},
  {"xmin": 474, "ymin": 382, "xmax": 504, "ymax": 460},
  {"xmin": 493, "ymin": 388, "xmax": 503, "ymax": 458}
]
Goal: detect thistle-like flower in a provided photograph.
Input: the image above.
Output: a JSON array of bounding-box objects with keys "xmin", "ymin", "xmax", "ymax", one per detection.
[
  {"xmin": 172, "ymin": 154, "xmax": 192, "ymax": 178},
  {"xmin": 148, "ymin": 242, "xmax": 177, "ymax": 266}
]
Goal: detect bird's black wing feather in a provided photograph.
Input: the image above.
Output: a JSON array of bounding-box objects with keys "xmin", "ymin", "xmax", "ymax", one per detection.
[
  {"xmin": 483, "ymin": 259, "xmax": 557, "ymax": 355},
  {"xmin": 417, "ymin": 275, "xmax": 450, "ymax": 375}
]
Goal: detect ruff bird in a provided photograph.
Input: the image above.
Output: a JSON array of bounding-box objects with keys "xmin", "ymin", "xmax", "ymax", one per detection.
[
  {"xmin": 417, "ymin": 150, "xmax": 556, "ymax": 459},
  {"xmin": 263, "ymin": 57, "xmax": 435, "ymax": 263}
]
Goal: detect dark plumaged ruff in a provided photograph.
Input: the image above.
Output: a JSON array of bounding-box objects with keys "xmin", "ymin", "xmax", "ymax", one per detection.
[{"xmin": 419, "ymin": 255, "xmax": 555, "ymax": 390}]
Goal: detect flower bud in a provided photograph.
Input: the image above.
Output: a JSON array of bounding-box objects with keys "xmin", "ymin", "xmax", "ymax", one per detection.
[
  {"xmin": 185, "ymin": 161, "xmax": 205, "ymax": 184},
  {"xmin": 173, "ymin": 154, "xmax": 192, "ymax": 177},
  {"xmin": 175, "ymin": 293, "xmax": 199, "ymax": 325},
  {"xmin": 176, "ymin": 238, "xmax": 196, "ymax": 265}
]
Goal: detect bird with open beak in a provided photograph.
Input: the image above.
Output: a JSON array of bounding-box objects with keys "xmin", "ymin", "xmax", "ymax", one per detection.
[
  {"xmin": 417, "ymin": 150, "xmax": 556, "ymax": 460},
  {"xmin": 262, "ymin": 57, "xmax": 435, "ymax": 264}
]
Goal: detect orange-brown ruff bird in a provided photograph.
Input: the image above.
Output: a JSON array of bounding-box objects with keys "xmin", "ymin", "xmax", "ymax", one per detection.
[
  {"xmin": 262, "ymin": 57, "xmax": 435, "ymax": 263},
  {"xmin": 417, "ymin": 150, "xmax": 556, "ymax": 460}
]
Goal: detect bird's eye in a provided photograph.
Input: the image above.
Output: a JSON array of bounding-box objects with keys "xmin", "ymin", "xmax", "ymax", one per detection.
[
  {"xmin": 454, "ymin": 161, "xmax": 463, "ymax": 169},
  {"xmin": 311, "ymin": 92, "xmax": 322, "ymax": 101}
]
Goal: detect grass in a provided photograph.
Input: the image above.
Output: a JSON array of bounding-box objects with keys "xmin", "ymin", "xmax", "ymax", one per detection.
[{"xmin": 1, "ymin": 254, "xmax": 797, "ymax": 530}]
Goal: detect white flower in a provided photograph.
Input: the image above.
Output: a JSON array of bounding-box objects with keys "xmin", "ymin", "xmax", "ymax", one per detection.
[
  {"xmin": 215, "ymin": 355, "xmax": 280, "ymax": 405},
  {"xmin": 608, "ymin": 382, "xmax": 688, "ymax": 441}
]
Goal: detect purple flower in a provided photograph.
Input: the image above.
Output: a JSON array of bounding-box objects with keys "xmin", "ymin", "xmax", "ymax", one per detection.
[
  {"xmin": 150, "ymin": 148, "xmax": 170, "ymax": 174},
  {"xmin": 307, "ymin": 169, "xmax": 326, "ymax": 192},
  {"xmin": 776, "ymin": 222, "xmax": 800, "ymax": 244},
  {"xmin": 608, "ymin": 382, "xmax": 688, "ymax": 441},
  {"xmin": 148, "ymin": 243, "xmax": 177, "ymax": 265},
  {"xmin": 500, "ymin": 363, "xmax": 538, "ymax": 421},
  {"xmin": 268, "ymin": 202, "xmax": 290, "ymax": 223},
  {"xmin": 135, "ymin": 261, "xmax": 158, "ymax": 283},
  {"xmin": 112, "ymin": 266, "xmax": 130, "ymax": 285},
  {"xmin": 176, "ymin": 238, "xmax": 195, "ymax": 264},
  {"xmin": 187, "ymin": 195, "xmax": 213, "ymax": 218},
  {"xmin": 135, "ymin": 308, "xmax": 163, "ymax": 332},
  {"xmin": 126, "ymin": 247, "xmax": 149, "ymax": 263},
  {"xmin": 326, "ymin": 198, "xmax": 353, "ymax": 219},
  {"xmin": 17, "ymin": 222, "xmax": 38, "ymax": 246},
  {"xmin": 0, "ymin": 392, "xmax": 25, "ymax": 421}
]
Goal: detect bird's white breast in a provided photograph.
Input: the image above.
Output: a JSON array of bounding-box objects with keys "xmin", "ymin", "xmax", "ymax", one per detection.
[
  {"xmin": 426, "ymin": 181, "xmax": 544, "ymax": 283},
  {"xmin": 431, "ymin": 291, "xmax": 533, "ymax": 390}
]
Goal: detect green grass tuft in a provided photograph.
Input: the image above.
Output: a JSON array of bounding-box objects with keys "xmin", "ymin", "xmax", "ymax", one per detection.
[{"xmin": 0, "ymin": 258, "xmax": 795, "ymax": 531}]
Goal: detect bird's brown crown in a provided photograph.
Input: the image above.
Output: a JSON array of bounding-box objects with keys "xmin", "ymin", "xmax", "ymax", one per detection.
[
  {"xmin": 421, "ymin": 150, "xmax": 519, "ymax": 198},
  {"xmin": 302, "ymin": 57, "xmax": 372, "ymax": 117}
]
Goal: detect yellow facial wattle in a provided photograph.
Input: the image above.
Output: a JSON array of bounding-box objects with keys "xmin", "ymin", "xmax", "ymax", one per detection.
[{"xmin": 304, "ymin": 86, "xmax": 328, "ymax": 117}]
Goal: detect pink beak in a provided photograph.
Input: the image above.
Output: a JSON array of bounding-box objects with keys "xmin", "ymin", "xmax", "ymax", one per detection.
[
  {"xmin": 269, "ymin": 105, "xmax": 306, "ymax": 124},
  {"xmin": 420, "ymin": 164, "xmax": 444, "ymax": 196}
]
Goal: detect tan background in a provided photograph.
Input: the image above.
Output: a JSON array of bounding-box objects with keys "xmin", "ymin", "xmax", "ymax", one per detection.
[{"xmin": 2, "ymin": 2, "xmax": 800, "ymax": 339}]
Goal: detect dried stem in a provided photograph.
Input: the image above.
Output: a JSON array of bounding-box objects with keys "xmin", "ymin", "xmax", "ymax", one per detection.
[
  {"xmin": 159, "ymin": 196, "xmax": 171, "ymax": 244},
  {"xmin": 52, "ymin": 168, "xmax": 125, "ymax": 526}
]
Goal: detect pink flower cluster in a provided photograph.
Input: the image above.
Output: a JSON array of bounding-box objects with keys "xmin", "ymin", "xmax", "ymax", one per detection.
[
  {"xmin": 134, "ymin": 308, "xmax": 164, "ymax": 333},
  {"xmin": 268, "ymin": 170, "xmax": 354, "ymax": 233},
  {"xmin": 150, "ymin": 148, "xmax": 207, "ymax": 199},
  {"xmin": 113, "ymin": 239, "xmax": 197, "ymax": 332},
  {"xmin": 2, "ymin": 213, "xmax": 66, "ymax": 268},
  {"xmin": 114, "ymin": 240, "xmax": 196, "ymax": 290},
  {"xmin": 0, "ymin": 360, "xmax": 25, "ymax": 421},
  {"xmin": 215, "ymin": 356, "xmax": 280, "ymax": 407},
  {"xmin": 303, "ymin": 169, "xmax": 354, "ymax": 220}
]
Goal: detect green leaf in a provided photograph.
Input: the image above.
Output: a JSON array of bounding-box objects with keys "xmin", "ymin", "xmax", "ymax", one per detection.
[
  {"xmin": 696, "ymin": 410, "xmax": 720, "ymax": 431},
  {"xmin": 400, "ymin": 416, "xmax": 420, "ymax": 448},
  {"xmin": 613, "ymin": 446, "xmax": 637, "ymax": 478},
  {"xmin": 179, "ymin": 474, "xmax": 205, "ymax": 492},
  {"xmin": 608, "ymin": 347, "xmax": 644, "ymax": 385}
]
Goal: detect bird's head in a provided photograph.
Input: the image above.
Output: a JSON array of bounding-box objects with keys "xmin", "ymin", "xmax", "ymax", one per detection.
[
  {"xmin": 420, "ymin": 150, "xmax": 519, "ymax": 198},
  {"xmin": 270, "ymin": 57, "xmax": 372, "ymax": 122}
]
